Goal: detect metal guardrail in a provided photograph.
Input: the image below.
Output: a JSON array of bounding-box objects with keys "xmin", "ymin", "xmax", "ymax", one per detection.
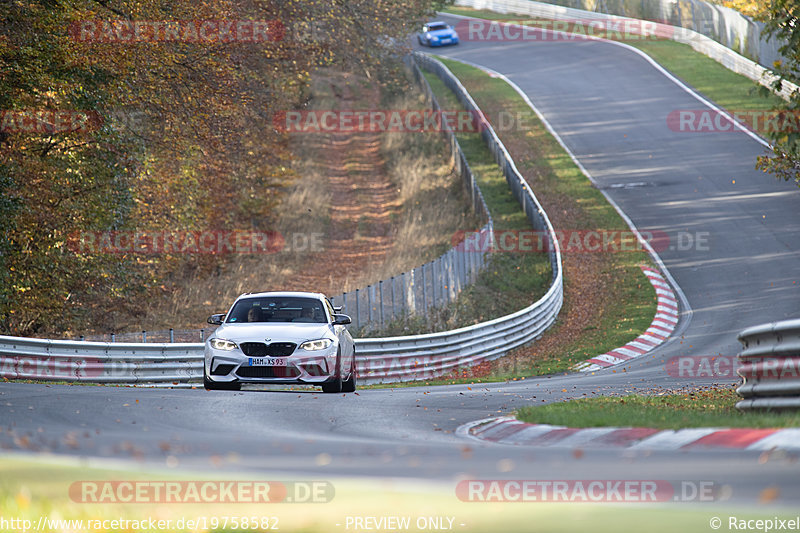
[
  {"xmin": 0, "ymin": 336, "xmax": 202, "ymax": 385},
  {"xmin": 736, "ymin": 318, "xmax": 800, "ymax": 410},
  {"xmin": 453, "ymin": 0, "xmax": 799, "ymax": 101},
  {"xmin": 72, "ymin": 329, "xmax": 212, "ymax": 343},
  {"xmin": 0, "ymin": 54, "xmax": 563, "ymax": 387}
]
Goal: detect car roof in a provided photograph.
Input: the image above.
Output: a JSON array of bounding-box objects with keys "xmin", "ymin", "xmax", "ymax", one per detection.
[{"xmin": 236, "ymin": 291, "xmax": 327, "ymax": 301}]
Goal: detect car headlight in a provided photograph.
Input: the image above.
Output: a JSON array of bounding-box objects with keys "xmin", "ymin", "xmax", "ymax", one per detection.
[
  {"xmin": 300, "ymin": 339, "xmax": 333, "ymax": 351},
  {"xmin": 209, "ymin": 338, "xmax": 237, "ymax": 351}
]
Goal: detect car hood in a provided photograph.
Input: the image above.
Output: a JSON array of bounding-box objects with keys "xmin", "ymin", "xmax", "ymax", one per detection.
[
  {"xmin": 211, "ymin": 322, "xmax": 334, "ymax": 344},
  {"xmin": 428, "ymin": 28, "xmax": 457, "ymax": 38}
]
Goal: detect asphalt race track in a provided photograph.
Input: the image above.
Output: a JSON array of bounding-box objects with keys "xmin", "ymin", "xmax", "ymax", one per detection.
[{"xmin": 3, "ymin": 12, "xmax": 800, "ymax": 519}]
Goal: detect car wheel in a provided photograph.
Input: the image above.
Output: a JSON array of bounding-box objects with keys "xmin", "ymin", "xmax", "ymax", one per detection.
[
  {"xmin": 204, "ymin": 374, "xmax": 241, "ymax": 391},
  {"xmin": 321, "ymin": 351, "xmax": 343, "ymax": 393},
  {"xmin": 341, "ymin": 349, "xmax": 357, "ymax": 393}
]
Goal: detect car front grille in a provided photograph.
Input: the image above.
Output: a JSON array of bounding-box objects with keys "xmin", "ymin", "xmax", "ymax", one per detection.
[
  {"xmin": 239, "ymin": 342, "xmax": 296, "ymax": 357},
  {"xmin": 236, "ymin": 366, "xmax": 300, "ymax": 378}
]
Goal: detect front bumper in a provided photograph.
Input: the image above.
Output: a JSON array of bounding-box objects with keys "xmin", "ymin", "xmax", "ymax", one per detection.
[
  {"xmin": 429, "ymin": 37, "xmax": 459, "ymax": 47},
  {"xmin": 204, "ymin": 346, "xmax": 339, "ymax": 385}
]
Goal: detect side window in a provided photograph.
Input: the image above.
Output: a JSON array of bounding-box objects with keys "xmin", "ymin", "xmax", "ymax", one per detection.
[{"xmin": 323, "ymin": 299, "xmax": 335, "ymax": 322}]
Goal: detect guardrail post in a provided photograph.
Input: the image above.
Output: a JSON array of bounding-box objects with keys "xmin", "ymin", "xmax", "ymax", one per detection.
[
  {"xmin": 169, "ymin": 328, "xmax": 174, "ymax": 343},
  {"xmin": 422, "ymin": 263, "xmax": 427, "ymax": 316},
  {"xmin": 368, "ymin": 284, "xmax": 374, "ymax": 326},
  {"xmin": 405, "ymin": 270, "xmax": 415, "ymax": 315},
  {"xmin": 200, "ymin": 328, "xmax": 205, "ymax": 342},
  {"xmin": 443, "ymin": 253, "xmax": 450, "ymax": 305},
  {"xmin": 400, "ymin": 273, "xmax": 406, "ymax": 315},
  {"xmin": 142, "ymin": 330, "xmax": 147, "ymax": 343},
  {"xmin": 379, "ymin": 280, "xmax": 384, "ymax": 328},
  {"xmin": 111, "ymin": 333, "xmax": 116, "ymax": 343},
  {"xmin": 456, "ymin": 249, "xmax": 463, "ymax": 295},
  {"xmin": 355, "ymin": 288, "xmax": 361, "ymax": 331},
  {"xmin": 453, "ymin": 249, "xmax": 459, "ymax": 298},
  {"xmin": 391, "ymin": 276, "xmax": 396, "ymax": 322},
  {"xmin": 432, "ymin": 259, "xmax": 438, "ymax": 308}
]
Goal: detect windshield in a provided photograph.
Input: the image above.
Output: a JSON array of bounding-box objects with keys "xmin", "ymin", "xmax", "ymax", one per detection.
[
  {"xmin": 426, "ymin": 23, "xmax": 448, "ymax": 31},
  {"xmin": 226, "ymin": 297, "xmax": 327, "ymax": 324}
]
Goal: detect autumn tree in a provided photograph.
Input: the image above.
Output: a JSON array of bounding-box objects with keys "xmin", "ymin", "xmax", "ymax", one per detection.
[
  {"xmin": 720, "ymin": 0, "xmax": 770, "ymax": 19},
  {"xmin": 1, "ymin": 0, "xmax": 449, "ymax": 336},
  {"xmin": 756, "ymin": 0, "xmax": 800, "ymax": 186}
]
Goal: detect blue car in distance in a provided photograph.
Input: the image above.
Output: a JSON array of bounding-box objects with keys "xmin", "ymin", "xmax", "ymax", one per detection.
[{"xmin": 418, "ymin": 21, "xmax": 460, "ymax": 47}]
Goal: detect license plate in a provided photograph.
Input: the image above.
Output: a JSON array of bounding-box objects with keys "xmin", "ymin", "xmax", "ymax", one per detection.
[
  {"xmin": 441, "ymin": 38, "xmax": 451, "ymax": 43},
  {"xmin": 248, "ymin": 357, "xmax": 287, "ymax": 366}
]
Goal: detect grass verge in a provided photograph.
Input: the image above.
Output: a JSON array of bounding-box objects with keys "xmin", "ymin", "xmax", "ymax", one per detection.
[{"xmin": 516, "ymin": 385, "xmax": 800, "ymax": 429}]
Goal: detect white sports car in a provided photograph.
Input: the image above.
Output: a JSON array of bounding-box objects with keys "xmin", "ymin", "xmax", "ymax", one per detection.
[{"xmin": 204, "ymin": 291, "xmax": 356, "ymax": 392}]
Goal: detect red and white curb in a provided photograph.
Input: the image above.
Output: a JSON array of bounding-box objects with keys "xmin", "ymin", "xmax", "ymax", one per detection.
[
  {"xmin": 458, "ymin": 416, "xmax": 800, "ymax": 452},
  {"xmin": 574, "ymin": 265, "xmax": 679, "ymax": 372}
]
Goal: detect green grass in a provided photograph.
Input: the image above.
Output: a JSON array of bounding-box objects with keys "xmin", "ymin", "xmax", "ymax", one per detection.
[
  {"xmin": 627, "ymin": 40, "xmax": 784, "ymax": 112},
  {"xmin": 517, "ymin": 386, "xmax": 800, "ymax": 429}
]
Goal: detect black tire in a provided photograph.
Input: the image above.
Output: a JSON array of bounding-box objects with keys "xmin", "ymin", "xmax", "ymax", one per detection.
[
  {"xmin": 341, "ymin": 349, "xmax": 357, "ymax": 393},
  {"xmin": 321, "ymin": 352, "xmax": 343, "ymax": 393},
  {"xmin": 204, "ymin": 374, "xmax": 241, "ymax": 391}
]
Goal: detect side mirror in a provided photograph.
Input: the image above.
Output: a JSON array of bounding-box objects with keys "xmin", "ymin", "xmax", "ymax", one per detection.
[
  {"xmin": 207, "ymin": 313, "xmax": 225, "ymax": 325},
  {"xmin": 332, "ymin": 314, "xmax": 351, "ymax": 326}
]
